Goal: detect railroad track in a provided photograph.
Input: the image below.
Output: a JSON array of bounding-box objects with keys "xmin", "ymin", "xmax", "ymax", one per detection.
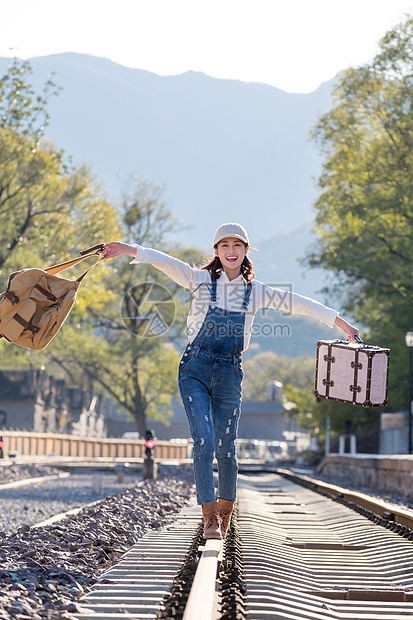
[
  {"xmin": 69, "ymin": 470, "xmax": 413, "ymax": 619},
  {"xmin": 238, "ymin": 472, "xmax": 413, "ymax": 619},
  {"xmin": 277, "ymin": 467, "xmax": 413, "ymax": 530}
]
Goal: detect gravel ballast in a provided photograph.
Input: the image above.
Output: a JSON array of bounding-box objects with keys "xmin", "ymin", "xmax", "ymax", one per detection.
[
  {"xmin": 313, "ymin": 471, "xmax": 413, "ymax": 512},
  {"xmin": 2, "ymin": 462, "xmax": 413, "ymax": 619},
  {"xmin": 0, "ymin": 464, "xmax": 62, "ymax": 486},
  {"xmin": 0, "ymin": 463, "xmax": 196, "ymax": 620},
  {"xmin": 0, "ymin": 468, "xmax": 144, "ymax": 533}
]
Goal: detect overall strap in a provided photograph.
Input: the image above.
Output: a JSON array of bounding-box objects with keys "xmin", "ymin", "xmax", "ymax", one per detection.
[
  {"xmin": 210, "ymin": 277, "xmax": 217, "ymax": 304},
  {"xmin": 242, "ymin": 282, "xmax": 252, "ymax": 311},
  {"xmin": 208, "ymin": 276, "xmax": 251, "ymax": 309}
]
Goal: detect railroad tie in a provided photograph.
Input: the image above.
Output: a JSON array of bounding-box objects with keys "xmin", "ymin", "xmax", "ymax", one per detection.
[{"xmin": 237, "ymin": 472, "xmax": 413, "ymax": 620}]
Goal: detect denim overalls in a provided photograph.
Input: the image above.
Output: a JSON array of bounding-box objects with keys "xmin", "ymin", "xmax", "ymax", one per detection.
[{"xmin": 178, "ymin": 276, "xmax": 252, "ymax": 505}]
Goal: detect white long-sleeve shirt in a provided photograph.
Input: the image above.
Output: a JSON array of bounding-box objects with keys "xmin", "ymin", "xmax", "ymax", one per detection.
[{"xmin": 130, "ymin": 246, "xmax": 338, "ymax": 351}]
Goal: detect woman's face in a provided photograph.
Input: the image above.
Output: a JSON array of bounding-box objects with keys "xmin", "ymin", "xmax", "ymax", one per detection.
[{"xmin": 215, "ymin": 237, "xmax": 247, "ymax": 278}]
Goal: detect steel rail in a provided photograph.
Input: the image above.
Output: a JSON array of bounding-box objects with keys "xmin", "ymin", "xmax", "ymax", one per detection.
[
  {"xmin": 182, "ymin": 539, "xmax": 223, "ymax": 620},
  {"xmin": 276, "ymin": 467, "xmax": 413, "ymax": 528},
  {"xmin": 0, "ymin": 472, "xmax": 70, "ymax": 490}
]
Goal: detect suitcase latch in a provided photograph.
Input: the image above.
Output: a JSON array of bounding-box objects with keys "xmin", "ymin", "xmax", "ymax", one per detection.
[
  {"xmin": 323, "ymin": 379, "xmax": 334, "ymax": 387},
  {"xmin": 350, "ymin": 385, "xmax": 362, "ymax": 393},
  {"xmin": 351, "ymin": 361, "xmax": 363, "ymax": 370},
  {"xmin": 323, "ymin": 355, "xmax": 336, "ymax": 363}
]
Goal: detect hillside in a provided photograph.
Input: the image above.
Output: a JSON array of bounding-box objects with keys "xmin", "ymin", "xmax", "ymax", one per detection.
[{"xmin": 0, "ymin": 53, "xmax": 333, "ymax": 249}]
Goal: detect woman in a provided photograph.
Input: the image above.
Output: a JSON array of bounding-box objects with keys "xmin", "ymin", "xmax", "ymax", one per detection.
[{"xmin": 100, "ymin": 223, "xmax": 359, "ymax": 540}]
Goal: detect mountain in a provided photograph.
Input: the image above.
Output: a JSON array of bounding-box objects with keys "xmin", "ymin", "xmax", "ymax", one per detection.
[
  {"xmin": 0, "ymin": 53, "xmax": 334, "ymax": 252},
  {"xmin": 251, "ymin": 221, "xmax": 328, "ymax": 298},
  {"xmin": 0, "ymin": 53, "xmax": 342, "ymax": 356}
]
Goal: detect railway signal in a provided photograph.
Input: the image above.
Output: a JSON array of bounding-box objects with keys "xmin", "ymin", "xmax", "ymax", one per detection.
[
  {"xmin": 142, "ymin": 430, "xmax": 157, "ymax": 480},
  {"xmin": 145, "ymin": 430, "xmax": 155, "ymax": 459}
]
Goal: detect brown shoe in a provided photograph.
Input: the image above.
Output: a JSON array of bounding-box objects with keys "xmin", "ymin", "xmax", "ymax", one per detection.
[
  {"xmin": 202, "ymin": 501, "xmax": 222, "ymax": 539},
  {"xmin": 218, "ymin": 499, "xmax": 234, "ymax": 538}
]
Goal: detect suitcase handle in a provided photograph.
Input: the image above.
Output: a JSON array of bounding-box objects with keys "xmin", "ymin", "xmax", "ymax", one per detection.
[
  {"xmin": 329, "ymin": 336, "xmax": 364, "ymax": 345},
  {"xmin": 320, "ymin": 338, "xmax": 389, "ymax": 352}
]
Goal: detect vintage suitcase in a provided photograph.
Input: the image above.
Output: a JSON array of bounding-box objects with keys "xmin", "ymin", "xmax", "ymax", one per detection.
[{"xmin": 315, "ymin": 339, "xmax": 390, "ymax": 407}]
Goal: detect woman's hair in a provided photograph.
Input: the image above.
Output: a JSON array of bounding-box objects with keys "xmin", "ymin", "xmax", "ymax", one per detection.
[{"xmin": 201, "ymin": 244, "xmax": 255, "ymax": 282}]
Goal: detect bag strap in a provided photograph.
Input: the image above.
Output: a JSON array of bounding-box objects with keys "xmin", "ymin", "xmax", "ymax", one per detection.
[{"xmin": 44, "ymin": 244, "xmax": 105, "ymax": 276}]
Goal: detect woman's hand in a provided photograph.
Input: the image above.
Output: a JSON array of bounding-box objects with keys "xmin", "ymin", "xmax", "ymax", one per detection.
[
  {"xmin": 99, "ymin": 242, "xmax": 137, "ymax": 260},
  {"xmin": 334, "ymin": 315, "xmax": 361, "ymax": 343}
]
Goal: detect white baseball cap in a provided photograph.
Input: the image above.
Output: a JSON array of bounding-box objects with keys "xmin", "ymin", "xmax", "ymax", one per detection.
[{"xmin": 213, "ymin": 223, "xmax": 250, "ymax": 246}]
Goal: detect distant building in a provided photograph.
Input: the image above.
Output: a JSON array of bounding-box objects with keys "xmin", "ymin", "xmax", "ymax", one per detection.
[
  {"xmin": 0, "ymin": 370, "xmax": 310, "ymax": 453},
  {"xmin": 0, "ymin": 369, "xmax": 107, "ymax": 437}
]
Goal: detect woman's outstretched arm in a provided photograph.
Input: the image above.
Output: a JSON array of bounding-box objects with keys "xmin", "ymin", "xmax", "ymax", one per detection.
[
  {"xmin": 99, "ymin": 241, "xmax": 206, "ymax": 290},
  {"xmin": 257, "ymin": 282, "xmax": 361, "ymax": 343}
]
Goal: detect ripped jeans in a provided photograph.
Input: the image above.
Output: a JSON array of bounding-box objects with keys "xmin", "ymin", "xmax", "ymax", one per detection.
[{"xmin": 178, "ymin": 348, "xmax": 243, "ymax": 505}]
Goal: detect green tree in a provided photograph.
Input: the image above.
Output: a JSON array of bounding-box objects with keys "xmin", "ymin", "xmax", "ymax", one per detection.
[
  {"xmin": 0, "ymin": 129, "xmax": 119, "ymax": 276},
  {"xmin": 305, "ymin": 15, "xmax": 413, "ymax": 412},
  {"xmin": 282, "ymin": 384, "xmax": 379, "ymax": 437},
  {"xmin": 45, "ymin": 180, "xmax": 201, "ymax": 436},
  {"xmin": 0, "ymin": 153, "xmax": 121, "ymax": 370},
  {"xmin": 0, "ymin": 59, "xmax": 120, "ymax": 376},
  {"xmin": 0, "ymin": 59, "xmax": 195, "ymax": 437},
  {"xmin": 242, "ymin": 351, "xmax": 315, "ymax": 400},
  {"xmin": 0, "ymin": 59, "xmax": 120, "ymax": 278},
  {"xmin": 0, "ymin": 57, "xmax": 59, "ymax": 145}
]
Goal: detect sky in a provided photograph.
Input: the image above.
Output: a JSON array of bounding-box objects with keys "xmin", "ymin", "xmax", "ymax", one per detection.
[{"xmin": 1, "ymin": 0, "xmax": 413, "ymax": 93}]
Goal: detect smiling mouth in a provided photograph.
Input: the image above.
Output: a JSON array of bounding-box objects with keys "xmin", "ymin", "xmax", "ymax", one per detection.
[{"xmin": 226, "ymin": 256, "xmax": 238, "ymax": 262}]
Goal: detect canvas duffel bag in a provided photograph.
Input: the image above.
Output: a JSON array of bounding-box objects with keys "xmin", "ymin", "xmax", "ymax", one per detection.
[
  {"xmin": 0, "ymin": 244, "xmax": 104, "ymax": 350},
  {"xmin": 315, "ymin": 338, "xmax": 390, "ymax": 407}
]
